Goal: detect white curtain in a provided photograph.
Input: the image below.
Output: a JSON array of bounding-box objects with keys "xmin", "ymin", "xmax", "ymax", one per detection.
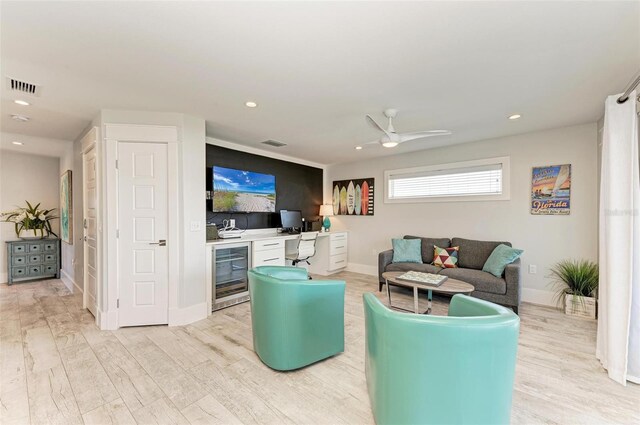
[{"xmin": 597, "ymin": 90, "xmax": 640, "ymax": 385}]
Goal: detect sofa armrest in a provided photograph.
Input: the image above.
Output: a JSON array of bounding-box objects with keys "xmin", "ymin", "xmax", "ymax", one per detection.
[
  {"xmin": 504, "ymin": 259, "xmax": 521, "ymax": 307},
  {"xmin": 378, "ymin": 249, "xmax": 394, "ymax": 283}
]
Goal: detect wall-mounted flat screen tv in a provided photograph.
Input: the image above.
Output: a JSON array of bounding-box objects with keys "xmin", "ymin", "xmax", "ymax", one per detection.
[{"xmin": 212, "ymin": 166, "xmax": 276, "ymax": 212}]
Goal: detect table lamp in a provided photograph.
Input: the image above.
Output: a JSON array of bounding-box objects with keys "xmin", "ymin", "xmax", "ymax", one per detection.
[{"xmin": 319, "ymin": 204, "xmax": 334, "ymax": 232}]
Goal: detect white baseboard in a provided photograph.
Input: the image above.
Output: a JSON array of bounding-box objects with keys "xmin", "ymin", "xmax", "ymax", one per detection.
[
  {"xmin": 169, "ymin": 302, "xmax": 208, "ymax": 326},
  {"xmin": 97, "ymin": 308, "xmax": 118, "ymax": 330},
  {"xmin": 346, "ymin": 262, "xmax": 378, "ymax": 276},
  {"xmin": 60, "ymin": 270, "xmax": 83, "ymax": 294},
  {"xmin": 521, "ymin": 288, "xmax": 556, "ymax": 307},
  {"xmin": 0, "ymin": 272, "xmax": 7, "ymax": 284}
]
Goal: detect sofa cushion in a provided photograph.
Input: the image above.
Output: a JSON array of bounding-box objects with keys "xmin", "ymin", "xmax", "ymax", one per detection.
[
  {"xmin": 483, "ymin": 244, "xmax": 524, "ymax": 277},
  {"xmin": 439, "ymin": 268, "xmax": 507, "ymax": 295},
  {"xmin": 404, "ymin": 236, "xmax": 451, "ymax": 264},
  {"xmin": 452, "ymin": 237, "xmax": 512, "ymax": 270},
  {"xmin": 433, "ymin": 245, "xmax": 459, "ymax": 268},
  {"xmin": 385, "ymin": 262, "xmax": 442, "ymax": 275},
  {"xmin": 392, "ymin": 239, "xmax": 423, "ymax": 263}
]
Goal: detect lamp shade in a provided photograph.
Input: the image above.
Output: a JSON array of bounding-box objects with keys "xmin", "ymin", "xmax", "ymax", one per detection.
[{"xmin": 319, "ymin": 204, "xmax": 334, "ymax": 216}]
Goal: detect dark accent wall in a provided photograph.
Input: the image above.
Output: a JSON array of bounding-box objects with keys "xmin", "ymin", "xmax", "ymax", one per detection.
[{"xmin": 206, "ymin": 145, "xmax": 323, "ymax": 229}]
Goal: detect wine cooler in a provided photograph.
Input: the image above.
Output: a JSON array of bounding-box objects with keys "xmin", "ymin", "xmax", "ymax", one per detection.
[{"xmin": 212, "ymin": 242, "xmax": 251, "ymax": 311}]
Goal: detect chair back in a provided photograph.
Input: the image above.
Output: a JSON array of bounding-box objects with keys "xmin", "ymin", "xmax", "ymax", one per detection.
[
  {"xmin": 364, "ymin": 293, "xmax": 519, "ymax": 425},
  {"xmin": 296, "ymin": 231, "xmax": 319, "ymax": 259}
]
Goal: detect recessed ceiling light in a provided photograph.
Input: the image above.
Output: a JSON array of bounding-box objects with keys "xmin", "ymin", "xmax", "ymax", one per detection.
[
  {"xmin": 12, "ymin": 141, "xmax": 23, "ymax": 145},
  {"xmin": 508, "ymin": 114, "xmax": 521, "ymax": 120},
  {"xmin": 355, "ymin": 146, "xmax": 363, "ymax": 150},
  {"xmin": 14, "ymin": 100, "xmax": 30, "ymax": 106},
  {"xmin": 245, "ymin": 101, "xmax": 258, "ymax": 108},
  {"xmin": 11, "ymin": 114, "xmax": 30, "ymax": 122}
]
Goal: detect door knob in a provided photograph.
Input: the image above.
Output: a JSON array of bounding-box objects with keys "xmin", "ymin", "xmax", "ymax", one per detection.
[{"xmin": 149, "ymin": 240, "xmax": 166, "ymax": 246}]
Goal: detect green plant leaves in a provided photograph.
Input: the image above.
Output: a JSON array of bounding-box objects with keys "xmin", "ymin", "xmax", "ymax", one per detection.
[{"xmin": 549, "ymin": 259, "xmax": 599, "ymax": 307}]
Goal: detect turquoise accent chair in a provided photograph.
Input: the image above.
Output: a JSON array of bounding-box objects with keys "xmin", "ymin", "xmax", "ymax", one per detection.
[
  {"xmin": 364, "ymin": 293, "xmax": 520, "ymax": 425},
  {"xmin": 248, "ymin": 266, "xmax": 345, "ymax": 371}
]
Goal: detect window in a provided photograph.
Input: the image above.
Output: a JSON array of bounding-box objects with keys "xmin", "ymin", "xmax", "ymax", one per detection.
[{"xmin": 384, "ymin": 156, "xmax": 510, "ymax": 203}]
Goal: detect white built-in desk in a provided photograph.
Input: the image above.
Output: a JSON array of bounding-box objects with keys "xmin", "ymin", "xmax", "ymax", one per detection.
[{"xmin": 205, "ymin": 230, "xmax": 348, "ymax": 313}]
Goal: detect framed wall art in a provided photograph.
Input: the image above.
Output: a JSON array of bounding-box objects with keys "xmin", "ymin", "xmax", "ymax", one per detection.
[
  {"xmin": 531, "ymin": 164, "xmax": 571, "ymax": 215},
  {"xmin": 332, "ymin": 178, "xmax": 374, "ymax": 215}
]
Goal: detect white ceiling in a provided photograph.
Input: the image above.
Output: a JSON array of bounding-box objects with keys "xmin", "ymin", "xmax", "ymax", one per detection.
[{"xmin": 1, "ymin": 1, "xmax": 638, "ymax": 164}]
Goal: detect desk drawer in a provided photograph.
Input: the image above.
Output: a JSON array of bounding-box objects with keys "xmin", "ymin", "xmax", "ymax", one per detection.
[
  {"xmin": 330, "ymin": 241, "xmax": 348, "ymax": 255},
  {"xmin": 253, "ymin": 249, "xmax": 285, "ymax": 267},
  {"xmin": 253, "ymin": 239, "xmax": 285, "ymax": 252},
  {"xmin": 328, "ymin": 253, "xmax": 348, "ymax": 271},
  {"xmin": 329, "ymin": 232, "xmax": 347, "ymax": 243}
]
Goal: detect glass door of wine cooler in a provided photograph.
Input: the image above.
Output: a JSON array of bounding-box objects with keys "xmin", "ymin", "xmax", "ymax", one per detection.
[{"xmin": 212, "ymin": 242, "xmax": 251, "ymax": 310}]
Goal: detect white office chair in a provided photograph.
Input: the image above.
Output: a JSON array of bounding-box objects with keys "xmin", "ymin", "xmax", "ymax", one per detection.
[{"xmin": 286, "ymin": 231, "xmax": 319, "ymax": 267}]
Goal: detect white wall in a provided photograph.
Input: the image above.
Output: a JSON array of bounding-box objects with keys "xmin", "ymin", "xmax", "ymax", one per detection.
[
  {"xmin": 58, "ymin": 137, "xmax": 85, "ymax": 294},
  {"xmin": 0, "ymin": 150, "xmax": 60, "ymax": 283},
  {"xmin": 326, "ymin": 123, "xmax": 599, "ymax": 306}
]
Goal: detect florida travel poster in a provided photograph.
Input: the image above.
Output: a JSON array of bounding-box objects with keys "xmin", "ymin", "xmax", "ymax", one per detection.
[{"xmin": 531, "ymin": 164, "xmax": 571, "ymax": 215}]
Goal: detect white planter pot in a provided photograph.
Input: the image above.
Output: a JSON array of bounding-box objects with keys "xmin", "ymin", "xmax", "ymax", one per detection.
[
  {"xmin": 19, "ymin": 228, "xmax": 46, "ymax": 240},
  {"xmin": 564, "ymin": 293, "xmax": 596, "ymax": 319}
]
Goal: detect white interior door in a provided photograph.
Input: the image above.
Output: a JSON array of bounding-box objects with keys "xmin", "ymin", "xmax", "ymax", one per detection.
[
  {"xmin": 83, "ymin": 145, "xmax": 98, "ymax": 316},
  {"xmin": 117, "ymin": 142, "xmax": 169, "ymax": 326}
]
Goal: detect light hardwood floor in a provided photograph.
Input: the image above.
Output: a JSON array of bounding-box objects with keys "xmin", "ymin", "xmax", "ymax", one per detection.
[{"xmin": 1, "ymin": 272, "xmax": 638, "ymax": 425}]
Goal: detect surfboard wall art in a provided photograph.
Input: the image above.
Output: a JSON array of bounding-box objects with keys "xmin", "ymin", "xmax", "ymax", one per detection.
[
  {"xmin": 332, "ymin": 178, "xmax": 375, "ymax": 215},
  {"xmin": 531, "ymin": 164, "xmax": 571, "ymax": 215}
]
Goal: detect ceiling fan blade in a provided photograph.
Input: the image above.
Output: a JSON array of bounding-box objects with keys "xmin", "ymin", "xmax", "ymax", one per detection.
[
  {"xmin": 399, "ymin": 131, "xmax": 452, "ymax": 143},
  {"xmin": 366, "ymin": 115, "xmax": 390, "ymax": 135}
]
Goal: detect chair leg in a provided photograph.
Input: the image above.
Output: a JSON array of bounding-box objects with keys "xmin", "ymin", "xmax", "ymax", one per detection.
[
  {"xmin": 379, "ymin": 281, "xmax": 383, "ymax": 292},
  {"xmin": 513, "ymin": 306, "xmax": 519, "ymax": 315}
]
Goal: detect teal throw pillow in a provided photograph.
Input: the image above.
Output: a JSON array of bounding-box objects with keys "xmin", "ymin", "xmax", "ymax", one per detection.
[
  {"xmin": 482, "ymin": 244, "xmax": 524, "ymax": 277},
  {"xmin": 392, "ymin": 238, "xmax": 423, "ymax": 264}
]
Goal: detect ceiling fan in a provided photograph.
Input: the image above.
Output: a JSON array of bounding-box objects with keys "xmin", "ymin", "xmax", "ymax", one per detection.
[{"xmin": 362, "ymin": 108, "xmax": 451, "ymax": 148}]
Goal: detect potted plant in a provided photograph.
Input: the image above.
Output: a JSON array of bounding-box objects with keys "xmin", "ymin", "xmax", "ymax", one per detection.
[
  {"xmin": 1, "ymin": 201, "xmax": 58, "ymax": 240},
  {"xmin": 549, "ymin": 259, "xmax": 598, "ymax": 319}
]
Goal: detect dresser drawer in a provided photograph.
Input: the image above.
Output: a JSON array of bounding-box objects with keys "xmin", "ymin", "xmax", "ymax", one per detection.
[
  {"xmin": 253, "ymin": 239, "xmax": 285, "ymax": 252},
  {"xmin": 43, "ymin": 264, "xmax": 57, "ymax": 274},
  {"xmin": 28, "ymin": 254, "xmax": 43, "ymax": 264},
  {"xmin": 11, "ymin": 244, "xmax": 28, "ymax": 254},
  {"xmin": 28, "ymin": 243, "xmax": 43, "ymax": 253},
  {"xmin": 11, "ymin": 255, "xmax": 27, "ymax": 266},
  {"xmin": 27, "ymin": 265, "xmax": 42, "ymax": 276},
  {"xmin": 328, "ymin": 253, "xmax": 348, "ymax": 271},
  {"xmin": 44, "ymin": 254, "xmax": 57, "ymax": 263},
  {"xmin": 11, "ymin": 267, "xmax": 27, "ymax": 278},
  {"xmin": 253, "ymin": 249, "xmax": 285, "ymax": 267},
  {"xmin": 43, "ymin": 242, "xmax": 57, "ymax": 252}
]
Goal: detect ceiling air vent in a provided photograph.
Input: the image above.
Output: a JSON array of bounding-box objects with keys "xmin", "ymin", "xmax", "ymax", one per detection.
[
  {"xmin": 261, "ymin": 140, "xmax": 287, "ymax": 148},
  {"xmin": 6, "ymin": 77, "xmax": 42, "ymax": 96}
]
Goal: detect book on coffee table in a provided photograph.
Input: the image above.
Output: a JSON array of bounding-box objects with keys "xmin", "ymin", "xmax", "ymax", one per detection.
[{"xmin": 396, "ymin": 271, "xmax": 448, "ymax": 287}]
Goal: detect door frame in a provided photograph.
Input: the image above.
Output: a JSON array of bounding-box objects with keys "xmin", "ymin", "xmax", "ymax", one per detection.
[
  {"xmin": 81, "ymin": 127, "xmax": 99, "ymax": 316},
  {"xmin": 104, "ymin": 124, "xmax": 179, "ymax": 330}
]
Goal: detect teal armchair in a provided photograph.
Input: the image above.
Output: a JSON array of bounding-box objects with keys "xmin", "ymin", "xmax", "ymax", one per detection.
[
  {"xmin": 364, "ymin": 293, "xmax": 520, "ymax": 425},
  {"xmin": 248, "ymin": 266, "xmax": 345, "ymax": 371}
]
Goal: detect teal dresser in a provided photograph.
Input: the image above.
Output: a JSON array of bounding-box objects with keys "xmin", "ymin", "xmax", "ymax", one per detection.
[{"xmin": 6, "ymin": 239, "xmax": 61, "ymax": 285}]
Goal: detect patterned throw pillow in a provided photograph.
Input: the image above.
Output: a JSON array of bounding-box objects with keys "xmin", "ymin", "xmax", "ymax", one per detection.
[{"xmin": 433, "ymin": 245, "xmax": 459, "ymax": 268}]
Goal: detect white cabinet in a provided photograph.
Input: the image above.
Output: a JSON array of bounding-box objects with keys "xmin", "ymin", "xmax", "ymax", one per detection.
[
  {"xmin": 252, "ymin": 238, "xmax": 285, "ymax": 267},
  {"xmin": 308, "ymin": 231, "xmax": 348, "ymax": 276}
]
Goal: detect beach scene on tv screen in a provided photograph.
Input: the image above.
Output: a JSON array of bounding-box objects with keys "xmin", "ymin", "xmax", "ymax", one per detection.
[{"xmin": 213, "ymin": 166, "xmax": 276, "ymax": 212}]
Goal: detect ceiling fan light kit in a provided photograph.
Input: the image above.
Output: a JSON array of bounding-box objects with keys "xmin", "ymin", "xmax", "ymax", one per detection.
[{"xmin": 362, "ymin": 108, "xmax": 451, "ymax": 149}]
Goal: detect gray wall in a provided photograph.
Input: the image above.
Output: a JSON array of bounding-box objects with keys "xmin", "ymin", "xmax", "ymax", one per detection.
[
  {"xmin": 0, "ymin": 150, "xmax": 60, "ymax": 282},
  {"xmin": 326, "ymin": 122, "xmax": 599, "ymax": 305}
]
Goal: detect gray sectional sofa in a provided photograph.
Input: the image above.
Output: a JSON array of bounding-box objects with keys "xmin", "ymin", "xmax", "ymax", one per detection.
[{"xmin": 378, "ymin": 236, "xmax": 521, "ymax": 313}]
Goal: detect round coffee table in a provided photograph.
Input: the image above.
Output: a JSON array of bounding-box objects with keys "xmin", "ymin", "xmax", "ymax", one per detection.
[{"xmin": 381, "ymin": 271, "xmax": 475, "ymax": 314}]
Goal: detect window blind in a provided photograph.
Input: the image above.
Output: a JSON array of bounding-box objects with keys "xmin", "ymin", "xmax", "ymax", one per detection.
[{"xmin": 388, "ymin": 163, "xmax": 503, "ymax": 199}]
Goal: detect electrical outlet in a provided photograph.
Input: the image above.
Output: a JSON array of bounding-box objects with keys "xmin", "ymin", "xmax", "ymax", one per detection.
[
  {"xmin": 190, "ymin": 221, "xmax": 201, "ymax": 232},
  {"xmin": 529, "ymin": 265, "xmax": 537, "ymax": 274},
  {"xmin": 230, "ymin": 219, "xmax": 236, "ymax": 228}
]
